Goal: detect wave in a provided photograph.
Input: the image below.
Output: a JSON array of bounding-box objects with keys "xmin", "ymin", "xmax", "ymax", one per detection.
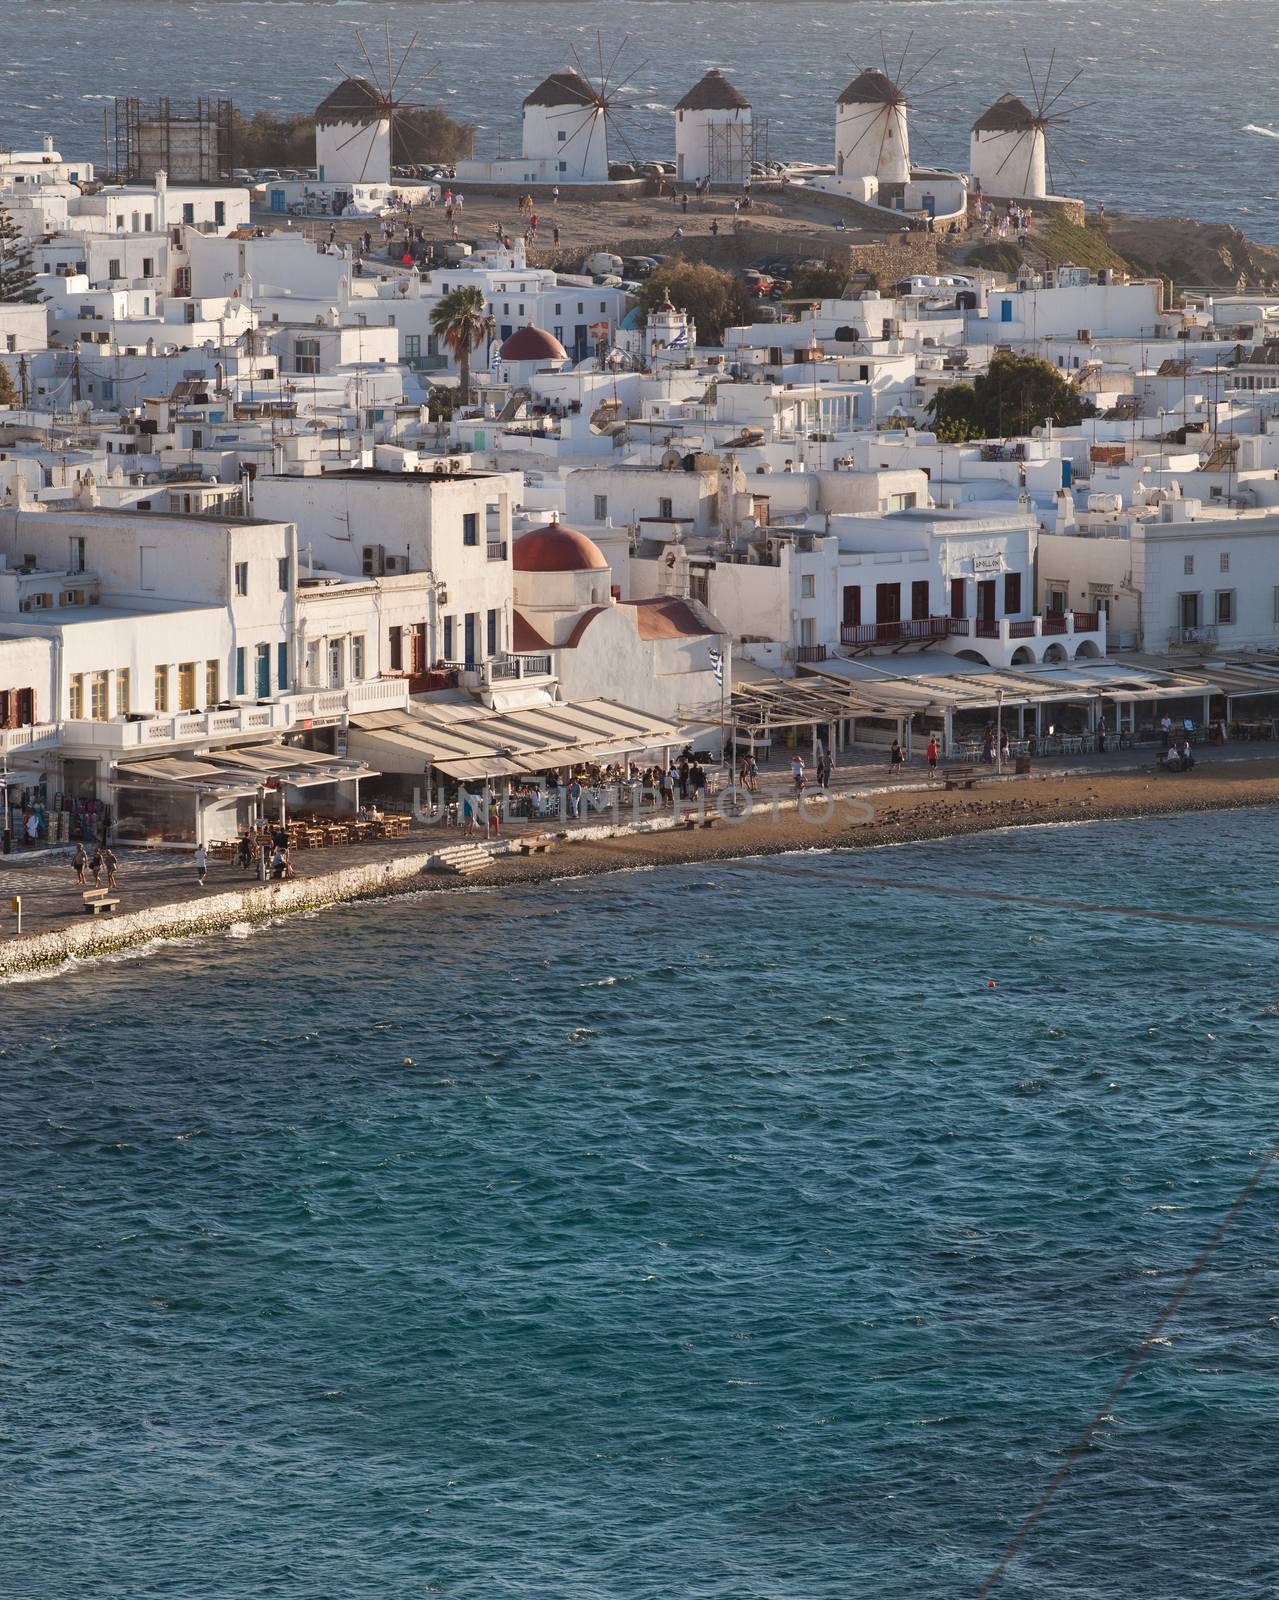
[{"xmin": 1244, "ymin": 124, "xmax": 1279, "ymax": 139}]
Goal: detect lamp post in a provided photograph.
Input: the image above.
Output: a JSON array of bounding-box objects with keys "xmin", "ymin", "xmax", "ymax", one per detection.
[{"xmin": 995, "ymin": 687, "xmax": 1004, "ymax": 775}]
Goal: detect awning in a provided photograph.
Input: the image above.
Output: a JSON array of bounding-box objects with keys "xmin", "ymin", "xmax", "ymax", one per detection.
[
  {"xmin": 207, "ymin": 746, "xmax": 378, "ymax": 788},
  {"xmin": 349, "ymin": 697, "xmax": 682, "ymax": 780},
  {"xmin": 115, "ymin": 754, "xmax": 260, "ymax": 797}
]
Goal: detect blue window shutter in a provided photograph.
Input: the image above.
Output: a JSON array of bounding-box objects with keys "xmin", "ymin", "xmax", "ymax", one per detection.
[
  {"xmin": 277, "ymin": 643, "xmax": 288, "ymax": 690},
  {"xmin": 235, "ymin": 647, "xmax": 245, "ymax": 696}
]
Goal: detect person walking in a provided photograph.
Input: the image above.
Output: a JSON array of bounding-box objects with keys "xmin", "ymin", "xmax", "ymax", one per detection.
[
  {"xmin": 568, "ymin": 776, "xmax": 583, "ymax": 820},
  {"xmin": 237, "ymin": 831, "xmax": 255, "ymax": 873},
  {"xmin": 103, "ymin": 845, "xmax": 119, "ymax": 890},
  {"xmin": 88, "ymin": 845, "xmax": 103, "ymax": 887},
  {"xmin": 998, "ymin": 727, "xmax": 1010, "ymax": 766},
  {"xmin": 71, "ymin": 841, "xmax": 88, "ymax": 885},
  {"xmin": 746, "ymin": 753, "xmax": 758, "ymax": 792},
  {"xmin": 552, "ymin": 223, "xmax": 560, "ymax": 246},
  {"xmin": 791, "ymin": 754, "xmax": 805, "ymax": 794},
  {"xmin": 194, "ymin": 842, "xmax": 207, "ymax": 889},
  {"xmin": 1096, "ymin": 715, "xmax": 1106, "ymax": 754},
  {"xmin": 926, "ymin": 736, "xmax": 939, "ymax": 779},
  {"xmin": 889, "ymin": 740, "xmax": 905, "ymax": 777},
  {"xmin": 981, "ymin": 725, "xmax": 995, "ymax": 764},
  {"xmin": 551, "ymin": 184, "xmax": 560, "ymax": 205}
]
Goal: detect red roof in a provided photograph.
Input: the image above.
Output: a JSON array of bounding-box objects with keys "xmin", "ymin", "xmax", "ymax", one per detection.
[
  {"xmin": 511, "ymin": 609, "xmax": 553, "ymax": 652},
  {"xmin": 625, "ymin": 597, "xmax": 718, "ymax": 640},
  {"xmin": 513, "ymin": 522, "xmax": 609, "ymax": 573},
  {"xmin": 499, "ymin": 325, "xmax": 568, "ymax": 363}
]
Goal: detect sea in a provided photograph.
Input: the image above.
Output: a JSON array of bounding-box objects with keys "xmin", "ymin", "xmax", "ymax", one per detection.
[
  {"xmin": 4, "ymin": 808, "xmax": 1279, "ymax": 1598},
  {"xmin": 1, "ymin": 0, "xmax": 1277, "ymax": 241}
]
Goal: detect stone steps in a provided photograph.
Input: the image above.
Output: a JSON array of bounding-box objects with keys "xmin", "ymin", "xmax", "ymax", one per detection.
[{"xmin": 425, "ymin": 842, "xmax": 494, "ymax": 877}]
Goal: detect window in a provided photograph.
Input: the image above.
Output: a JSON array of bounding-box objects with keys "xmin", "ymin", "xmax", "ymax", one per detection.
[
  {"xmin": 594, "ymin": 494, "xmax": 608, "ymax": 520},
  {"xmin": 1004, "ymin": 572, "xmax": 1022, "ymax": 613},
  {"xmin": 278, "ymin": 556, "xmax": 290, "ymax": 592},
  {"xmin": 1220, "ymin": 551, "xmax": 1230, "ymax": 573},
  {"xmin": 107, "ymin": 258, "xmax": 121, "ymax": 280},
  {"xmin": 68, "ymin": 673, "xmax": 84, "ymax": 719},
  {"xmin": 206, "ymin": 659, "xmax": 220, "ymax": 705},
  {"xmin": 1184, "ymin": 554, "xmax": 1195, "ymax": 575},
  {"xmin": 462, "ymin": 512, "xmax": 479, "ymax": 546},
  {"xmin": 89, "ymin": 671, "xmax": 109, "ymax": 721},
  {"xmin": 658, "ymin": 497, "xmax": 673, "ymax": 519},
  {"xmin": 154, "ymin": 665, "xmax": 169, "ymax": 713},
  {"xmin": 389, "ymin": 626, "xmax": 402, "ymax": 671},
  {"xmin": 486, "ymin": 608, "xmax": 498, "ymax": 656},
  {"xmin": 116, "ymin": 669, "xmax": 130, "ymax": 716},
  {"xmin": 888, "ymin": 492, "xmax": 918, "ymax": 512},
  {"xmin": 182, "ymin": 202, "xmax": 194, "ymax": 224},
  {"xmin": 234, "ymin": 561, "xmax": 248, "ymax": 596},
  {"xmin": 800, "ymin": 574, "xmax": 816, "ymax": 599},
  {"xmin": 178, "ymin": 662, "xmax": 197, "ymax": 710},
  {"xmin": 69, "ymin": 536, "xmax": 85, "ymax": 573},
  {"xmin": 214, "ymin": 201, "xmax": 225, "ymax": 227},
  {"xmin": 141, "ymin": 257, "xmax": 154, "ymax": 278},
  {"xmin": 277, "ymin": 642, "xmax": 289, "ymax": 691},
  {"xmin": 351, "ymin": 635, "xmax": 365, "ymax": 680},
  {"xmin": 294, "ymin": 337, "xmax": 320, "ymax": 375},
  {"xmin": 1216, "ymin": 589, "xmax": 1236, "ymax": 626},
  {"xmin": 234, "ymin": 648, "xmax": 245, "ymax": 697},
  {"xmin": 557, "ymin": 129, "xmax": 567, "ymax": 143},
  {"xmin": 443, "ymin": 615, "xmax": 454, "ymax": 661},
  {"xmin": 404, "ymin": 333, "xmax": 421, "ymax": 361}
]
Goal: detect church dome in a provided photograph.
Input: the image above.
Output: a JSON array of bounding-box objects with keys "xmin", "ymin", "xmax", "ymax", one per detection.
[
  {"xmin": 513, "ymin": 522, "xmax": 609, "ymax": 573},
  {"xmin": 499, "ymin": 325, "xmax": 569, "ymax": 363}
]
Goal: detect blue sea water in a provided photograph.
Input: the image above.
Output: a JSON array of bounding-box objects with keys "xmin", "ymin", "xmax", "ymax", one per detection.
[
  {"xmin": 3, "ymin": 811, "xmax": 1279, "ymax": 1599},
  {"xmin": 1, "ymin": 0, "xmax": 1277, "ymax": 241}
]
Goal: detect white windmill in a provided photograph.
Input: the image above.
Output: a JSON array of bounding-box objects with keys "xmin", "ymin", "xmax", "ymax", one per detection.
[
  {"xmin": 315, "ymin": 25, "xmax": 438, "ymax": 186},
  {"xmin": 970, "ymin": 51, "xmax": 1090, "ymax": 201},
  {"xmin": 521, "ymin": 34, "xmax": 646, "ymax": 183}
]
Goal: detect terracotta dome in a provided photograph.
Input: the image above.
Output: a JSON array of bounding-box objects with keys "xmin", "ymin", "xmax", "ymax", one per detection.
[
  {"xmin": 499, "ymin": 325, "xmax": 568, "ymax": 363},
  {"xmin": 513, "ymin": 522, "xmax": 609, "ymax": 573}
]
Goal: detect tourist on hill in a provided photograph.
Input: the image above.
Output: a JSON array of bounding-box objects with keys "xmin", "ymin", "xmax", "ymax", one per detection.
[{"xmin": 71, "ymin": 842, "xmax": 88, "ymax": 885}]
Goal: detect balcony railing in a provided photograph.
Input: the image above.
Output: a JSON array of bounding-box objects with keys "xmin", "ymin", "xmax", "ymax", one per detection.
[
  {"xmin": 795, "ymin": 644, "xmax": 828, "ymax": 663},
  {"xmin": 0, "ymin": 721, "xmax": 60, "ymax": 756},
  {"xmin": 1042, "ymin": 612, "xmax": 1069, "ymax": 635},
  {"xmin": 840, "ymin": 616, "xmax": 959, "ymax": 648},
  {"xmin": 1008, "ymin": 619, "xmax": 1037, "ymax": 638},
  {"xmin": 975, "ymin": 619, "xmax": 1000, "ymax": 639},
  {"xmin": 1169, "ymin": 624, "xmax": 1218, "ymax": 647},
  {"xmin": 478, "ymin": 652, "xmax": 555, "ymax": 686},
  {"xmin": 486, "ymin": 540, "xmax": 508, "ymax": 561}
]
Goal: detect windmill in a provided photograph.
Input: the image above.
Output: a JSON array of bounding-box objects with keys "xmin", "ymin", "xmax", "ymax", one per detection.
[
  {"xmin": 834, "ymin": 31, "xmax": 958, "ymax": 188},
  {"xmin": 970, "ymin": 51, "xmax": 1092, "ymax": 201},
  {"xmin": 315, "ymin": 24, "xmax": 439, "ymax": 186},
  {"xmin": 521, "ymin": 33, "xmax": 648, "ymax": 181}
]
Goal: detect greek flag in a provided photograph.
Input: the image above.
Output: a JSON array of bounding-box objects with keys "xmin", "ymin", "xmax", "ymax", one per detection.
[
  {"xmin": 668, "ymin": 326, "xmax": 689, "ymax": 349},
  {"xmin": 708, "ymin": 647, "xmax": 723, "ymax": 686},
  {"xmin": 490, "ymin": 346, "xmax": 501, "ymax": 372}
]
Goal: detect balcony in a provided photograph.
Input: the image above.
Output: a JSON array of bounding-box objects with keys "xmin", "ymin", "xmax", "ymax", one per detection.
[
  {"xmin": 837, "ymin": 610, "xmax": 1107, "ymax": 667},
  {"xmin": 1169, "ymin": 624, "xmax": 1218, "ymax": 649},
  {"xmin": 469, "ymin": 653, "xmax": 555, "ymax": 689},
  {"xmin": 486, "ymin": 540, "xmax": 508, "ymax": 562},
  {"xmin": 795, "ymin": 644, "xmax": 828, "ymax": 663},
  {"xmin": 0, "ymin": 721, "xmax": 60, "ymax": 757},
  {"xmin": 840, "ymin": 616, "xmax": 958, "ymax": 648}
]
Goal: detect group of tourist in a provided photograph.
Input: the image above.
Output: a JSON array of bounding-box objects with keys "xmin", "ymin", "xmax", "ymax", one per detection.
[{"xmin": 70, "ymin": 841, "xmax": 118, "ymax": 889}]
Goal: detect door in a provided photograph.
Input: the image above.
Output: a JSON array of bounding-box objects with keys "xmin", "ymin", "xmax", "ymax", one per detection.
[
  {"xmin": 463, "ymin": 612, "xmax": 476, "ymax": 668},
  {"xmin": 950, "ymin": 577, "xmax": 966, "ymax": 619},
  {"xmin": 842, "ymin": 585, "xmax": 861, "ymax": 628},
  {"xmin": 270, "ymin": 189, "xmax": 286, "ymax": 213},
  {"xmin": 875, "ymin": 582, "xmax": 901, "ymax": 639},
  {"xmin": 327, "ymin": 639, "xmax": 342, "ymax": 689},
  {"xmin": 1000, "ymin": 299, "xmax": 1013, "ymax": 323},
  {"xmin": 256, "ymin": 643, "xmax": 270, "ymax": 698},
  {"xmin": 574, "ymin": 324, "xmax": 588, "ymax": 360},
  {"xmin": 977, "ymin": 579, "xmax": 997, "ymax": 626},
  {"xmin": 1179, "ymin": 593, "xmax": 1200, "ymax": 632},
  {"xmin": 911, "ymin": 580, "xmax": 930, "ymax": 621}
]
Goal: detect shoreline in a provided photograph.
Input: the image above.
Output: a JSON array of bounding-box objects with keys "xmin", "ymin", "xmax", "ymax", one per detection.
[{"xmin": 5, "ymin": 762, "xmax": 1279, "ymax": 980}]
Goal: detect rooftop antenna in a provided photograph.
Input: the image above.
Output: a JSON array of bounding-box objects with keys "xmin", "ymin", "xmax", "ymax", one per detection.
[
  {"xmin": 554, "ymin": 31, "xmax": 650, "ymax": 177},
  {"xmin": 327, "ymin": 22, "xmax": 442, "ymax": 183}
]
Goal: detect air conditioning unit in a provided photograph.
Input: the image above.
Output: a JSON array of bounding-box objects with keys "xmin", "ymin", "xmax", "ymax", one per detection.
[
  {"xmin": 384, "ymin": 554, "xmax": 404, "ymax": 574},
  {"xmin": 361, "ymin": 544, "xmax": 385, "ymax": 576}
]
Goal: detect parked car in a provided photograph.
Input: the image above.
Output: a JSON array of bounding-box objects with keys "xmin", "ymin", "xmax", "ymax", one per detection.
[
  {"xmin": 741, "ymin": 269, "xmax": 774, "ymax": 296},
  {"xmin": 623, "ymin": 256, "xmax": 660, "ymax": 279}
]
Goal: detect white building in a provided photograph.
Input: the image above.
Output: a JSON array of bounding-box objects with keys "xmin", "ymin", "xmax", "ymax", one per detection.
[{"xmin": 674, "ymin": 70, "xmax": 753, "ymax": 186}]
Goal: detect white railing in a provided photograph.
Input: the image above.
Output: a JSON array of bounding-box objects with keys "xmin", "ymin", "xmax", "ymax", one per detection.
[{"xmin": 0, "ymin": 721, "xmax": 60, "ymax": 755}]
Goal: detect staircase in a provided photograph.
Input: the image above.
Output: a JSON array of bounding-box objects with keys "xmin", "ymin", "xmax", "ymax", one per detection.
[{"xmin": 425, "ymin": 841, "xmax": 494, "ymax": 877}]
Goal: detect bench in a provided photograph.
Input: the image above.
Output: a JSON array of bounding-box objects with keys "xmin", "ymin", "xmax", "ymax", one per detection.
[
  {"xmin": 681, "ymin": 814, "xmax": 719, "ymax": 830},
  {"xmin": 517, "ymin": 836, "xmax": 556, "ymax": 855},
  {"xmin": 942, "ymin": 766, "xmax": 989, "ymax": 790},
  {"xmin": 82, "ymin": 890, "xmax": 121, "ymax": 916}
]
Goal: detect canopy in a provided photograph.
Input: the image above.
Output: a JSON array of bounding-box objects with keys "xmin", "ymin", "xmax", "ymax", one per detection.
[{"xmin": 349, "ymin": 698, "xmax": 682, "ymax": 780}]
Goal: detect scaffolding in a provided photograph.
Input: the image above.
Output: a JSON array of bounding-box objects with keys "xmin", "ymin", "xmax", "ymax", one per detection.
[
  {"xmin": 111, "ymin": 97, "xmax": 233, "ymax": 183},
  {"xmin": 705, "ymin": 115, "xmax": 768, "ymax": 185}
]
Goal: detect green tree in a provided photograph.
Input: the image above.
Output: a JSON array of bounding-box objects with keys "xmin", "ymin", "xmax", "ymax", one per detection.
[
  {"xmin": 638, "ymin": 261, "xmax": 756, "ymax": 345},
  {"xmin": 789, "ymin": 259, "xmax": 850, "ymax": 300},
  {"xmin": 231, "ymin": 106, "xmax": 474, "ymax": 171},
  {"xmin": 927, "ymin": 352, "xmax": 1091, "ymax": 441},
  {"xmin": 0, "ymin": 363, "xmax": 16, "ymax": 407},
  {"xmin": 429, "ymin": 286, "xmax": 493, "ymax": 406},
  {"xmin": 0, "ymin": 208, "xmax": 39, "ymax": 304}
]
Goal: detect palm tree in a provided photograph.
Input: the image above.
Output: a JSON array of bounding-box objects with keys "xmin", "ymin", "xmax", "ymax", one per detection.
[{"xmin": 429, "ymin": 286, "xmax": 492, "ymax": 408}]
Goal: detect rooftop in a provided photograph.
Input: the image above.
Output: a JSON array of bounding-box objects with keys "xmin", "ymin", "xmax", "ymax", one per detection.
[
  {"xmin": 973, "ymin": 93, "xmax": 1040, "ymax": 134},
  {"xmin": 315, "ymin": 77, "xmax": 386, "ymax": 124},
  {"xmin": 523, "ymin": 70, "xmax": 597, "ymax": 109},
  {"xmin": 837, "ymin": 69, "xmax": 906, "ymax": 107},
  {"xmin": 675, "ymin": 70, "xmax": 751, "ymax": 113}
]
